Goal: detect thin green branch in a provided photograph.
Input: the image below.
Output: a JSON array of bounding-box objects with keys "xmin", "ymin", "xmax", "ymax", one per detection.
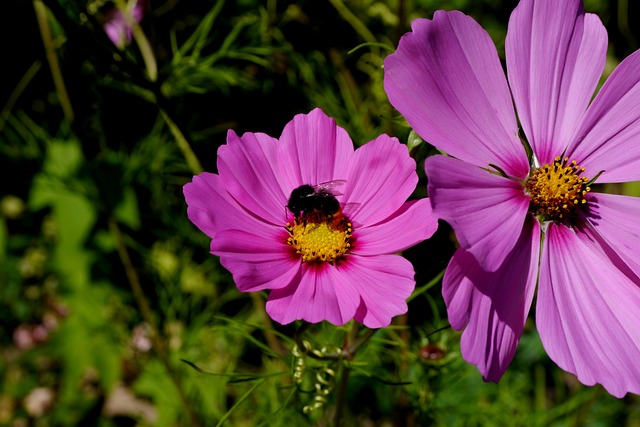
[
  {"xmin": 333, "ymin": 322, "xmax": 359, "ymax": 426},
  {"xmin": 114, "ymin": 0, "xmax": 158, "ymax": 81},
  {"xmin": 159, "ymin": 109, "xmax": 204, "ymax": 175},
  {"xmin": 333, "ymin": 362, "xmax": 350, "ymax": 427},
  {"xmin": 33, "ymin": 0, "xmax": 74, "ymax": 122},
  {"xmin": 215, "ymin": 379, "xmax": 266, "ymax": 427},
  {"xmin": 250, "ymin": 293, "xmax": 288, "ymax": 358},
  {"xmin": 0, "ymin": 61, "xmax": 42, "ymax": 134},
  {"xmin": 108, "ymin": 218, "xmax": 204, "ymax": 427},
  {"xmin": 327, "ymin": 0, "xmax": 377, "ymax": 46},
  {"xmin": 408, "ymin": 268, "xmax": 445, "ymax": 302}
]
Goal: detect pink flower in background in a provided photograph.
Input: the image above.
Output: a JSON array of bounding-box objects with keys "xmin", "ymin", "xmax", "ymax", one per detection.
[
  {"xmin": 385, "ymin": 0, "xmax": 640, "ymax": 396},
  {"xmin": 183, "ymin": 108, "xmax": 437, "ymax": 328},
  {"xmin": 104, "ymin": 0, "xmax": 145, "ymax": 49}
]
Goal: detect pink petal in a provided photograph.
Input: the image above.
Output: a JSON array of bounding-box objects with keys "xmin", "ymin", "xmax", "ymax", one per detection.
[
  {"xmin": 104, "ymin": 0, "xmax": 145, "ymax": 48},
  {"xmin": 506, "ymin": 0, "xmax": 607, "ymax": 165},
  {"xmin": 104, "ymin": 16, "xmax": 130, "ymax": 48},
  {"xmin": 265, "ymin": 263, "xmax": 360, "ymax": 326},
  {"xmin": 352, "ymin": 199, "xmax": 437, "ymax": 256},
  {"xmin": 341, "ymin": 134, "xmax": 418, "ymax": 226},
  {"xmin": 565, "ymin": 50, "xmax": 640, "ymax": 183},
  {"xmin": 348, "ymin": 255, "xmax": 416, "ymax": 328},
  {"xmin": 217, "ymin": 130, "xmax": 289, "ymax": 226},
  {"xmin": 211, "ymin": 228, "xmax": 290, "ymax": 262},
  {"xmin": 582, "ymin": 192, "xmax": 640, "ymax": 275},
  {"xmin": 384, "ymin": 10, "xmax": 529, "ymax": 178},
  {"xmin": 537, "ymin": 222, "xmax": 640, "ymax": 397},
  {"xmin": 220, "ymin": 256, "xmax": 301, "ymax": 293},
  {"xmin": 212, "ymin": 228, "xmax": 299, "ymax": 292},
  {"xmin": 277, "ymin": 108, "xmax": 354, "ymax": 193},
  {"xmin": 425, "ymin": 155, "xmax": 530, "ymax": 271},
  {"xmin": 183, "ymin": 172, "xmax": 267, "ymax": 239},
  {"xmin": 131, "ymin": 0, "xmax": 145, "ymax": 22},
  {"xmin": 443, "ymin": 216, "xmax": 540, "ymax": 382}
]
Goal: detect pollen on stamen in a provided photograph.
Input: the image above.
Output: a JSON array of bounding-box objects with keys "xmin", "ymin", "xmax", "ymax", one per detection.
[
  {"xmin": 286, "ymin": 212, "xmax": 353, "ymax": 264},
  {"xmin": 525, "ymin": 156, "xmax": 591, "ymax": 222}
]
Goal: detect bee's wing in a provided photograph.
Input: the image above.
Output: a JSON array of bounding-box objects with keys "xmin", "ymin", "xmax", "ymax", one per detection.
[
  {"xmin": 341, "ymin": 202, "xmax": 361, "ymax": 218},
  {"xmin": 314, "ymin": 179, "xmax": 347, "ymax": 196}
]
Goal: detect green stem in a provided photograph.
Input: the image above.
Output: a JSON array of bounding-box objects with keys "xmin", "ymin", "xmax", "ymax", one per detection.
[
  {"xmin": 33, "ymin": 0, "xmax": 74, "ymax": 122},
  {"xmin": 114, "ymin": 0, "xmax": 158, "ymax": 81},
  {"xmin": 394, "ymin": 0, "xmax": 406, "ymax": 43},
  {"xmin": 333, "ymin": 322, "xmax": 358, "ymax": 426},
  {"xmin": 327, "ymin": 0, "xmax": 377, "ymax": 46},
  {"xmin": 109, "ymin": 218, "xmax": 204, "ymax": 427},
  {"xmin": 0, "ymin": 61, "xmax": 42, "ymax": 133},
  {"xmin": 159, "ymin": 108, "xmax": 204, "ymax": 175},
  {"xmin": 295, "ymin": 323, "xmax": 376, "ymax": 362},
  {"xmin": 346, "ymin": 327, "xmax": 376, "ymax": 355},
  {"xmin": 250, "ymin": 292, "xmax": 287, "ymax": 358},
  {"xmin": 333, "ymin": 362, "xmax": 350, "ymax": 427}
]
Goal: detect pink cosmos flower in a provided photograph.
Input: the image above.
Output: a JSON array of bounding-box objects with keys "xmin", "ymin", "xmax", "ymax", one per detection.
[
  {"xmin": 183, "ymin": 108, "xmax": 437, "ymax": 328},
  {"xmin": 384, "ymin": 0, "xmax": 640, "ymax": 397},
  {"xmin": 104, "ymin": 0, "xmax": 145, "ymax": 49}
]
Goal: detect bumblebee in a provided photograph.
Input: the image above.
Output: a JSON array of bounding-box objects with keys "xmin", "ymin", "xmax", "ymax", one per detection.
[{"xmin": 287, "ymin": 180, "xmax": 348, "ymax": 227}]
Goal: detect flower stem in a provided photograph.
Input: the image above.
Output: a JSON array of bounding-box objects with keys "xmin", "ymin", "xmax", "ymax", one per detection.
[
  {"xmin": 394, "ymin": 0, "xmax": 406, "ymax": 44},
  {"xmin": 113, "ymin": 0, "xmax": 157, "ymax": 82},
  {"xmin": 333, "ymin": 361, "xmax": 350, "ymax": 427},
  {"xmin": 108, "ymin": 218, "xmax": 204, "ymax": 427},
  {"xmin": 327, "ymin": 0, "xmax": 377, "ymax": 47},
  {"xmin": 346, "ymin": 327, "xmax": 376, "ymax": 355},
  {"xmin": 33, "ymin": 0, "xmax": 74, "ymax": 123},
  {"xmin": 0, "ymin": 61, "xmax": 42, "ymax": 133},
  {"xmin": 333, "ymin": 321, "xmax": 359, "ymax": 426},
  {"xmin": 250, "ymin": 292, "xmax": 286, "ymax": 358},
  {"xmin": 159, "ymin": 108, "xmax": 204, "ymax": 175}
]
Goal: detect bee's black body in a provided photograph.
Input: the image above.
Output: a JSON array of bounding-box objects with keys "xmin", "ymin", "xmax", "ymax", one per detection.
[{"xmin": 287, "ymin": 184, "xmax": 341, "ymax": 219}]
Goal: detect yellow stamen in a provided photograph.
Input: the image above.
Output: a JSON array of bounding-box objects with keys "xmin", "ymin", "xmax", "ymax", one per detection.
[
  {"xmin": 525, "ymin": 156, "xmax": 590, "ymax": 221},
  {"xmin": 286, "ymin": 213, "xmax": 352, "ymax": 264}
]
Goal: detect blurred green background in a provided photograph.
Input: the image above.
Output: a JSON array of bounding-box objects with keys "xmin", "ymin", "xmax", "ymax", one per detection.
[{"xmin": 2, "ymin": 0, "xmax": 640, "ymax": 425}]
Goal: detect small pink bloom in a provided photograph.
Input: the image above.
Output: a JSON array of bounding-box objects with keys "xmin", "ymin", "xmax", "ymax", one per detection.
[
  {"xmin": 31, "ymin": 325, "xmax": 49, "ymax": 343},
  {"xmin": 13, "ymin": 325, "xmax": 35, "ymax": 350},
  {"xmin": 104, "ymin": 0, "xmax": 145, "ymax": 49},
  {"xmin": 184, "ymin": 109, "xmax": 437, "ymax": 328},
  {"xmin": 385, "ymin": 0, "xmax": 640, "ymax": 396}
]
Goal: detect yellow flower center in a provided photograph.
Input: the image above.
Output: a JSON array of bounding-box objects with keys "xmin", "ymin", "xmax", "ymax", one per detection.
[
  {"xmin": 286, "ymin": 211, "xmax": 352, "ymax": 264},
  {"xmin": 525, "ymin": 156, "xmax": 591, "ymax": 221}
]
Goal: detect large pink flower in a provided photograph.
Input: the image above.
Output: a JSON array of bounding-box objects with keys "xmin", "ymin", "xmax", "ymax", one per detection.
[
  {"xmin": 384, "ymin": 0, "xmax": 640, "ymax": 396},
  {"xmin": 183, "ymin": 108, "xmax": 437, "ymax": 328}
]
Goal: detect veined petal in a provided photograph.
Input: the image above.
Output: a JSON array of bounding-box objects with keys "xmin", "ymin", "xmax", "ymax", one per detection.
[
  {"xmin": 443, "ymin": 216, "xmax": 540, "ymax": 382},
  {"xmin": 582, "ymin": 192, "xmax": 640, "ymax": 275},
  {"xmin": 565, "ymin": 50, "xmax": 640, "ymax": 183},
  {"xmin": 217, "ymin": 130, "xmax": 288, "ymax": 226},
  {"xmin": 425, "ymin": 155, "xmax": 530, "ymax": 271},
  {"xmin": 506, "ymin": 0, "xmax": 607, "ymax": 164},
  {"xmin": 213, "ymin": 229, "xmax": 300, "ymax": 292},
  {"xmin": 184, "ymin": 172, "xmax": 268, "ymax": 239},
  {"xmin": 538, "ymin": 222, "xmax": 640, "ymax": 397},
  {"xmin": 384, "ymin": 10, "xmax": 529, "ymax": 178},
  {"xmin": 219, "ymin": 256, "xmax": 301, "ymax": 293},
  {"xmin": 277, "ymin": 108, "xmax": 354, "ymax": 193},
  {"xmin": 352, "ymin": 199, "xmax": 437, "ymax": 256},
  {"xmin": 212, "ymin": 228, "xmax": 290, "ymax": 262},
  {"xmin": 341, "ymin": 134, "xmax": 418, "ymax": 225},
  {"xmin": 348, "ymin": 255, "xmax": 416, "ymax": 329},
  {"xmin": 265, "ymin": 263, "xmax": 360, "ymax": 326}
]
